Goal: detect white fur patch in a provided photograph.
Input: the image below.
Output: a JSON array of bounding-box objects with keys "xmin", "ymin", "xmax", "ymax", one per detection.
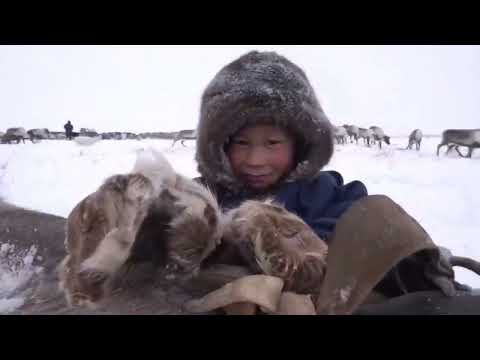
[
  {"xmin": 132, "ymin": 148, "xmax": 177, "ymax": 196},
  {"xmin": 81, "ymin": 228, "xmax": 136, "ymax": 274}
]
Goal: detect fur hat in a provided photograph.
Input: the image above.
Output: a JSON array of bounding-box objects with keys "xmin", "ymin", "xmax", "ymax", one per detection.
[{"xmin": 195, "ymin": 51, "xmax": 334, "ymax": 192}]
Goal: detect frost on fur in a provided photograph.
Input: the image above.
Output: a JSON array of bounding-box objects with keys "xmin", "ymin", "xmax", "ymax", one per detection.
[
  {"xmin": 58, "ymin": 149, "xmax": 224, "ymax": 307},
  {"xmin": 131, "ymin": 147, "xmax": 177, "ymax": 195},
  {"xmin": 164, "ymin": 175, "xmax": 223, "ymax": 274},
  {"xmin": 58, "ymin": 173, "xmax": 155, "ymax": 308},
  {"xmin": 223, "ymin": 199, "xmax": 328, "ymax": 294}
]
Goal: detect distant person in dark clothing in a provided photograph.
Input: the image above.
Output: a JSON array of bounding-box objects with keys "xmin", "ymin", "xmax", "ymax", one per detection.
[{"xmin": 64, "ymin": 121, "xmax": 74, "ymax": 140}]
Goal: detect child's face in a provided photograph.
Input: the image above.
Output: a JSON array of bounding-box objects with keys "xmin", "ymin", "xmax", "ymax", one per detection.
[{"xmin": 227, "ymin": 125, "xmax": 296, "ymax": 191}]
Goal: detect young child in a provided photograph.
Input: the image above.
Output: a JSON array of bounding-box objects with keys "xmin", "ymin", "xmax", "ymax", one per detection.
[{"xmin": 193, "ymin": 50, "xmax": 471, "ymax": 311}]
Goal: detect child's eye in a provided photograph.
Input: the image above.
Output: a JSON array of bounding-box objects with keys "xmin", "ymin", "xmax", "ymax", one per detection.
[
  {"xmin": 233, "ymin": 139, "xmax": 249, "ymax": 146},
  {"xmin": 267, "ymin": 139, "xmax": 283, "ymax": 146}
]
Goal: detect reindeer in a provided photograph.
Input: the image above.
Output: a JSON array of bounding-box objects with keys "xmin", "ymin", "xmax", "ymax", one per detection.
[
  {"xmin": 1, "ymin": 127, "xmax": 31, "ymax": 144},
  {"xmin": 28, "ymin": 128, "xmax": 50, "ymax": 141},
  {"xmin": 334, "ymin": 126, "xmax": 348, "ymax": 145},
  {"xmin": 125, "ymin": 132, "xmax": 140, "ymax": 140},
  {"xmin": 171, "ymin": 129, "xmax": 197, "ymax": 147},
  {"xmin": 406, "ymin": 129, "xmax": 423, "ymax": 151},
  {"xmin": 437, "ymin": 129, "xmax": 480, "ymax": 158},
  {"xmin": 358, "ymin": 128, "xmax": 374, "ymax": 147},
  {"xmin": 370, "ymin": 126, "xmax": 391, "ymax": 149},
  {"xmin": 343, "ymin": 125, "xmax": 359, "ymax": 144},
  {"xmin": 80, "ymin": 128, "xmax": 100, "ymax": 137}
]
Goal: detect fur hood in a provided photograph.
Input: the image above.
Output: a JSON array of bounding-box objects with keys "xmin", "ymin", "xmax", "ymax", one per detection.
[{"xmin": 195, "ymin": 50, "xmax": 334, "ymax": 192}]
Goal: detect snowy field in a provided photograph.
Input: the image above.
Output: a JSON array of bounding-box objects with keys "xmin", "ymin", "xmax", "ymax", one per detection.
[{"xmin": 1, "ymin": 136, "xmax": 479, "ymax": 313}]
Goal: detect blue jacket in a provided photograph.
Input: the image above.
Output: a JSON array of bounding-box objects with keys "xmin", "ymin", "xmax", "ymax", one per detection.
[
  {"xmin": 197, "ymin": 170, "xmax": 368, "ymax": 242},
  {"xmin": 276, "ymin": 171, "xmax": 368, "ymax": 241}
]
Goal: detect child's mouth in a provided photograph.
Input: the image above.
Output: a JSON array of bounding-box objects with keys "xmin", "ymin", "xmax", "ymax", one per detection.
[{"xmin": 244, "ymin": 174, "xmax": 271, "ymax": 187}]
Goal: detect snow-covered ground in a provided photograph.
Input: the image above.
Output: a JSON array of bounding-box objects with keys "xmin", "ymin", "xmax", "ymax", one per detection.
[{"xmin": 1, "ymin": 136, "xmax": 479, "ymax": 313}]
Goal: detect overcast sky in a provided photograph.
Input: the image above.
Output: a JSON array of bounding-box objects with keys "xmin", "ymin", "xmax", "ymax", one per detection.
[{"xmin": 1, "ymin": 45, "xmax": 479, "ymax": 135}]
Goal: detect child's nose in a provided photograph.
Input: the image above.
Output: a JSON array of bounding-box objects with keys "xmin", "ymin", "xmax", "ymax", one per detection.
[{"xmin": 245, "ymin": 146, "xmax": 269, "ymax": 166}]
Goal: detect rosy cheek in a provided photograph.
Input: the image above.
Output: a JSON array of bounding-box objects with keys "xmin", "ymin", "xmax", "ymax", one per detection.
[
  {"xmin": 275, "ymin": 148, "xmax": 295, "ymax": 171},
  {"xmin": 227, "ymin": 150, "xmax": 243, "ymax": 172}
]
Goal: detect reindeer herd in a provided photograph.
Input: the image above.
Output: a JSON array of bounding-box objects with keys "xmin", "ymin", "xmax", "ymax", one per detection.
[
  {"xmin": 335, "ymin": 125, "xmax": 392, "ymax": 149},
  {"xmin": 129, "ymin": 125, "xmax": 480, "ymax": 159},
  {"xmin": 335, "ymin": 125, "xmax": 391, "ymax": 149},
  {"xmin": 0, "ymin": 127, "xmax": 197, "ymax": 146},
  {"xmin": 1, "ymin": 125, "xmax": 479, "ymax": 159},
  {"xmin": 334, "ymin": 124, "xmax": 480, "ymax": 159}
]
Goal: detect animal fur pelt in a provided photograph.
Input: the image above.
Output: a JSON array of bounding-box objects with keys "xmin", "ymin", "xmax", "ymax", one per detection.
[
  {"xmin": 222, "ymin": 199, "xmax": 328, "ymax": 294},
  {"xmin": 59, "ymin": 148, "xmax": 223, "ymax": 308}
]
